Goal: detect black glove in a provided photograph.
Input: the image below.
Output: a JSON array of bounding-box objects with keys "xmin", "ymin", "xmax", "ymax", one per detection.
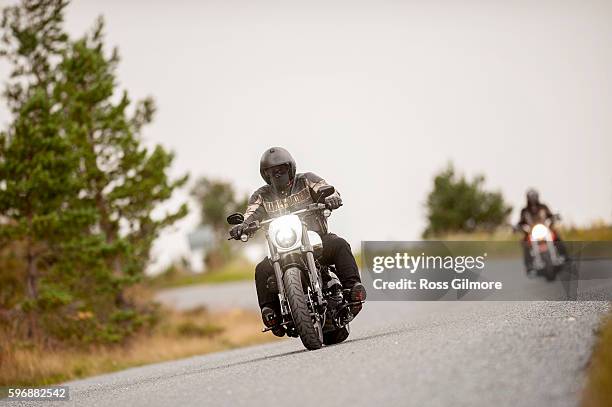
[
  {"xmin": 325, "ymin": 195, "xmax": 342, "ymax": 210},
  {"xmin": 230, "ymin": 222, "xmax": 247, "ymax": 239}
]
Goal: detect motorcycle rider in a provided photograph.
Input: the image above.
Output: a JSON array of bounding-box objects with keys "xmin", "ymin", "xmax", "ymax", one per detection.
[
  {"xmin": 517, "ymin": 188, "xmax": 566, "ymax": 273},
  {"xmin": 230, "ymin": 147, "xmax": 366, "ymax": 337}
]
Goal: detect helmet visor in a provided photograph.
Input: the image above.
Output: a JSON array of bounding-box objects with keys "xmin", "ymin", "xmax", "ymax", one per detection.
[
  {"xmin": 265, "ymin": 164, "xmax": 290, "ymax": 179},
  {"xmin": 266, "ymin": 164, "xmax": 291, "ymax": 193}
]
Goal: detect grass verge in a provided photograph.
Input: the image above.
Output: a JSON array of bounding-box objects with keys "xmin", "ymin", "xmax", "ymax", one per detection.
[
  {"xmin": 432, "ymin": 222, "xmax": 612, "ymax": 241},
  {"xmin": 0, "ymin": 306, "xmax": 279, "ymax": 387},
  {"xmin": 581, "ymin": 312, "xmax": 612, "ymax": 407},
  {"xmin": 148, "ymin": 259, "xmax": 253, "ymax": 289}
]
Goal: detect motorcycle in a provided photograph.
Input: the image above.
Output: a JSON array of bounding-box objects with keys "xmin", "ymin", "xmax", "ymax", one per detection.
[
  {"xmin": 518, "ymin": 215, "xmax": 567, "ymax": 281},
  {"xmin": 226, "ymin": 186, "xmax": 363, "ymax": 350}
]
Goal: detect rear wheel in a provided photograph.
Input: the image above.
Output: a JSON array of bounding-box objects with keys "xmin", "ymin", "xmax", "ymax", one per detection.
[{"xmin": 283, "ymin": 267, "xmax": 323, "ymax": 350}]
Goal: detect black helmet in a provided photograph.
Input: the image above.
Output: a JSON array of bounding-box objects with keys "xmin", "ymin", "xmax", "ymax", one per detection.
[
  {"xmin": 526, "ymin": 188, "xmax": 539, "ymax": 205},
  {"xmin": 260, "ymin": 147, "xmax": 296, "ymax": 184}
]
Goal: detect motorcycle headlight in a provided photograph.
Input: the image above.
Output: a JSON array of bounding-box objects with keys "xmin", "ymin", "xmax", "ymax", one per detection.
[
  {"xmin": 531, "ymin": 224, "xmax": 549, "ymax": 241},
  {"xmin": 275, "ymin": 227, "xmax": 298, "ymax": 249},
  {"xmin": 268, "ymin": 214, "xmax": 302, "ymax": 251}
]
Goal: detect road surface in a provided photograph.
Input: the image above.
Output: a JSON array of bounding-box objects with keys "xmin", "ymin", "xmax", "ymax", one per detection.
[
  {"xmin": 156, "ymin": 280, "xmax": 258, "ymax": 311},
  {"xmin": 8, "ymin": 260, "xmax": 611, "ymax": 407}
]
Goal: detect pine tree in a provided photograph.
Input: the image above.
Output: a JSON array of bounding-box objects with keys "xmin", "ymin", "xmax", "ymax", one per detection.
[
  {"xmin": 55, "ymin": 18, "xmax": 188, "ymax": 302},
  {"xmin": 0, "ymin": 0, "xmax": 97, "ymax": 339},
  {"xmin": 0, "ymin": 0, "xmax": 188, "ymax": 344}
]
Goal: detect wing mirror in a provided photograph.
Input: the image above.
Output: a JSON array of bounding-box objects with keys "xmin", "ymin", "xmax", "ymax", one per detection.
[
  {"xmin": 315, "ymin": 185, "xmax": 335, "ymax": 203},
  {"xmin": 227, "ymin": 213, "xmax": 245, "ymax": 225}
]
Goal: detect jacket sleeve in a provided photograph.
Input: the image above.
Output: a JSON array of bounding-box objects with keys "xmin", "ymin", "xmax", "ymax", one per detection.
[
  {"xmin": 518, "ymin": 208, "xmax": 529, "ymax": 227},
  {"xmin": 542, "ymin": 204, "xmax": 553, "ymax": 219},
  {"xmin": 243, "ymin": 188, "xmax": 268, "ymax": 224},
  {"xmin": 541, "ymin": 204, "xmax": 555, "ymax": 223},
  {"xmin": 303, "ymin": 172, "xmax": 341, "ymax": 200}
]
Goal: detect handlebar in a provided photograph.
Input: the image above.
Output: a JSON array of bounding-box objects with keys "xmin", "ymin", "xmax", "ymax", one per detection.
[
  {"xmin": 261, "ymin": 203, "xmax": 328, "ymax": 224},
  {"xmin": 515, "ymin": 216, "xmax": 556, "ymax": 234},
  {"xmin": 228, "ymin": 203, "xmax": 332, "ymax": 241}
]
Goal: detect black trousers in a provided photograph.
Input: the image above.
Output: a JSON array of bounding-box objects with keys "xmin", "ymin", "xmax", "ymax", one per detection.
[{"xmin": 254, "ymin": 233, "xmax": 360, "ymax": 311}]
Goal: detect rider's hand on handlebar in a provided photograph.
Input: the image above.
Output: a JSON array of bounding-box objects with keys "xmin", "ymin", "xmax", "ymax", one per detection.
[
  {"xmin": 230, "ymin": 222, "xmax": 247, "ymax": 239},
  {"xmin": 325, "ymin": 195, "xmax": 342, "ymax": 210}
]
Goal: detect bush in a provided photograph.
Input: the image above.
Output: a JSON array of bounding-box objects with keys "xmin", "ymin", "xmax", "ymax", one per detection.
[{"xmin": 423, "ymin": 163, "xmax": 512, "ymax": 237}]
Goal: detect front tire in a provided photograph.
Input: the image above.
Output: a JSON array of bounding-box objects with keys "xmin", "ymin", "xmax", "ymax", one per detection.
[
  {"xmin": 283, "ymin": 267, "xmax": 323, "ymax": 350},
  {"xmin": 541, "ymin": 252, "xmax": 555, "ymax": 281}
]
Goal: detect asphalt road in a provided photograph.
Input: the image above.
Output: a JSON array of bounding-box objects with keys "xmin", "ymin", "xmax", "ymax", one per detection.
[
  {"xmin": 8, "ymin": 261, "xmax": 611, "ymax": 407},
  {"xmin": 156, "ymin": 280, "xmax": 258, "ymax": 311}
]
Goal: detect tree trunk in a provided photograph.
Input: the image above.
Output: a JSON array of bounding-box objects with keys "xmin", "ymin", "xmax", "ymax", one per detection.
[
  {"xmin": 93, "ymin": 188, "xmax": 126, "ymax": 307},
  {"xmin": 25, "ymin": 241, "xmax": 39, "ymax": 339}
]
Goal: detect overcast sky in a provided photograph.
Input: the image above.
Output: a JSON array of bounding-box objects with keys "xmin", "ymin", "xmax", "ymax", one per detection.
[{"xmin": 1, "ymin": 0, "xmax": 611, "ymax": 272}]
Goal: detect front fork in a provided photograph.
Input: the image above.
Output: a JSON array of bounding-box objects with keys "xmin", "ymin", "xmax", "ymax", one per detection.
[
  {"xmin": 300, "ymin": 222, "xmax": 324, "ymax": 307},
  {"xmin": 530, "ymin": 240, "xmax": 562, "ymax": 268},
  {"xmin": 266, "ymin": 234, "xmax": 290, "ymax": 316},
  {"xmin": 267, "ymin": 223, "xmax": 325, "ymax": 319}
]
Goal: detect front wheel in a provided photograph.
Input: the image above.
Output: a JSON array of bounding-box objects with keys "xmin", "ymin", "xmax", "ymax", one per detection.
[
  {"xmin": 283, "ymin": 267, "xmax": 323, "ymax": 350},
  {"xmin": 541, "ymin": 251, "xmax": 555, "ymax": 281}
]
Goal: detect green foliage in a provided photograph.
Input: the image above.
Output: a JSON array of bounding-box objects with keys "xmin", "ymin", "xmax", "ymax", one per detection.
[
  {"xmin": 55, "ymin": 16, "xmax": 188, "ymax": 277},
  {"xmin": 423, "ymin": 163, "xmax": 512, "ymax": 238},
  {"xmin": 190, "ymin": 177, "xmax": 247, "ymax": 268},
  {"xmin": 0, "ymin": 0, "xmax": 187, "ymax": 345},
  {"xmin": 191, "ymin": 177, "xmax": 247, "ymax": 235}
]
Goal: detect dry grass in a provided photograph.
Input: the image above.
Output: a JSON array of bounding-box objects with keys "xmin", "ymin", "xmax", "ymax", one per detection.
[
  {"xmin": 433, "ymin": 222, "xmax": 612, "ymax": 242},
  {"xmin": 0, "ymin": 306, "xmax": 280, "ymax": 387},
  {"xmin": 581, "ymin": 313, "xmax": 612, "ymax": 407},
  {"xmin": 433, "ymin": 228, "xmax": 516, "ymax": 241},
  {"xmin": 560, "ymin": 221, "xmax": 612, "ymax": 241}
]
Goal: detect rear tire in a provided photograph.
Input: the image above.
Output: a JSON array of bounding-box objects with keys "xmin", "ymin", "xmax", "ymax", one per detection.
[
  {"xmin": 283, "ymin": 267, "xmax": 323, "ymax": 350},
  {"xmin": 323, "ymin": 325, "xmax": 350, "ymax": 345}
]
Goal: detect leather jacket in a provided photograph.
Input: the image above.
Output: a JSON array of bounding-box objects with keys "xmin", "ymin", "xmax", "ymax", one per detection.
[
  {"xmin": 519, "ymin": 203, "xmax": 553, "ymax": 228},
  {"xmin": 243, "ymin": 172, "xmax": 340, "ymax": 235}
]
